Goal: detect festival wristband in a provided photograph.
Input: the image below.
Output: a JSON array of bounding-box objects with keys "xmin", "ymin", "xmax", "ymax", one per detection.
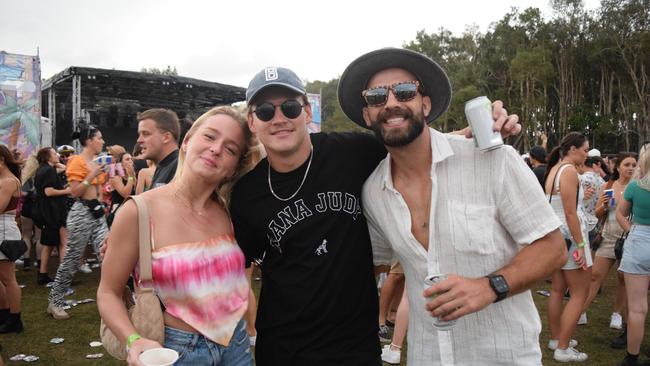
[
  {"xmin": 127, "ymin": 176, "xmax": 135, "ymax": 182},
  {"xmin": 126, "ymin": 332, "xmax": 141, "ymax": 349},
  {"xmin": 82, "ymin": 180, "xmax": 90, "ymax": 187},
  {"xmin": 576, "ymin": 241, "xmax": 586, "ymax": 248}
]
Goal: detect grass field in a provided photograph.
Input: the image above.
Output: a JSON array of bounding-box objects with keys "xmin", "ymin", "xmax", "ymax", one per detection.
[{"xmin": 0, "ymin": 259, "xmax": 645, "ymax": 365}]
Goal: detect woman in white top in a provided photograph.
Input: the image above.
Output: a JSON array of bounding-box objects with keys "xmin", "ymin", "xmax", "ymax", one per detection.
[
  {"xmin": 544, "ymin": 132, "xmax": 592, "ymax": 362},
  {"xmin": 578, "ymin": 157, "xmax": 605, "ymax": 235}
]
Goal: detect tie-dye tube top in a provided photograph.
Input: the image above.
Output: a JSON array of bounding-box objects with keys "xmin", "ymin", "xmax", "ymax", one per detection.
[{"xmin": 136, "ymin": 234, "xmax": 249, "ymax": 346}]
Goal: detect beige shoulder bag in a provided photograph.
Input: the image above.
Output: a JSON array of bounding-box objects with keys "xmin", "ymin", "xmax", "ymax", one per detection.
[{"xmin": 100, "ymin": 195, "xmax": 165, "ymax": 360}]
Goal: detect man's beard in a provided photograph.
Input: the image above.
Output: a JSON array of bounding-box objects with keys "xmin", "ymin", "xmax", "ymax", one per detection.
[{"xmin": 369, "ymin": 107, "xmax": 425, "ymax": 147}]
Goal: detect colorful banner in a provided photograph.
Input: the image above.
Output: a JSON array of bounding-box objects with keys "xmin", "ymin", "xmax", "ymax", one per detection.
[
  {"xmin": 307, "ymin": 93, "xmax": 321, "ymax": 133},
  {"xmin": 0, "ymin": 51, "xmax": 42, "ymax": 157}
]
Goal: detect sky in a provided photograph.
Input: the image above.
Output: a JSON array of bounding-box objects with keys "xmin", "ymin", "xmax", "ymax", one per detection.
[{"xmin": 2, "ymin": 0, "xmax": 600, "ymax": 88}]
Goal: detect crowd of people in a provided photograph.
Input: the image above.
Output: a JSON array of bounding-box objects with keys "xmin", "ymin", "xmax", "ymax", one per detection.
[
  {"xmin": 523, "ymin": 138, "xmax": 650, "ymax": 365},
  {"xmin": 0, "ymin": 47, "xmax": 648, "ymax": 366}
]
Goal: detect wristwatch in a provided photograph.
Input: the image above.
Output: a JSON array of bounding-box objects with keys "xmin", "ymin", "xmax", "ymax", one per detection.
[{"xmin": 487, "ymin": 274, "xmax": 509, "ymax": 303}]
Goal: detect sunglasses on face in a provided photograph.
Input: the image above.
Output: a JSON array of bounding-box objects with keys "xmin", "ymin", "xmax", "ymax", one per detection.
[
  {"xmin": 362, "ymin": 81, "xmax": 422, "ymax": 107},
  {"xmin": 253, "ymin": 100, "xmax": 304, "ymax": 122}
]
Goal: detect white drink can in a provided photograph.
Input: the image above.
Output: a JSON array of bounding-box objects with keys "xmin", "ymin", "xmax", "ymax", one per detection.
[
  {"xmin": 93, "ymin": 154, "xmax": 112, "ymax": 166},
  {"xmin": 424, "ymin": 273, "xmax": 456, "ymax": 330},
  {"xmin": 464, "ymin": 96, "xmax": 504, "ymax": 151}
]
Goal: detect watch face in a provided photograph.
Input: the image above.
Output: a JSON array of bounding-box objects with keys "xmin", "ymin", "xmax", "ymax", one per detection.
[
  {"xmin": 493, "ymin": 276, "xmax": 509, "ymax": 292},
  {"xmin": 490, "ymin": 274, "xmax": 509, "ymax": 294}
]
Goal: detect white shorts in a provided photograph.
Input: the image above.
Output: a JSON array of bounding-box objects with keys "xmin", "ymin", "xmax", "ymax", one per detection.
[{"xmin": 0, "ymin": 213, "xmax": 22, "ymax": 261}]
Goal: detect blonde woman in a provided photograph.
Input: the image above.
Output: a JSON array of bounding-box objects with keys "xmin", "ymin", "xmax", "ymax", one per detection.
[
  {"xmin": 98, "ymin": 106, "xmax": 259, "ymax": 365},
  {"xmin": 616, "ymin": 149, "xmax": 650, "ymax": 366}
]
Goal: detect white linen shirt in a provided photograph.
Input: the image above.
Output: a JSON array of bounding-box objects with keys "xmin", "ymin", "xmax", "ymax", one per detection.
[{"xmin": 363, "ymin": 128, "xmax": 562, "ymax": 366}]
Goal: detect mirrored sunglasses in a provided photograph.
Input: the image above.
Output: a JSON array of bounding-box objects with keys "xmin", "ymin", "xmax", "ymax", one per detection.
[{"xmin": 362, "ymin": 81, "xmax": 421, "ymax": 107}]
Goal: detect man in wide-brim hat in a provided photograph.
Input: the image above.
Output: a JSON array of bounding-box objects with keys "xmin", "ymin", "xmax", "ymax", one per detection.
[{"xmin": 339, "ymin": 47, "xmax": 568, "ymax": 365}]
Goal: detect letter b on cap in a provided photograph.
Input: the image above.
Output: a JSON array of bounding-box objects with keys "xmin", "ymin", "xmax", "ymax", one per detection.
[{"xmin": 265, "ymin": 67, "xmax": 278, "ymax": 81}]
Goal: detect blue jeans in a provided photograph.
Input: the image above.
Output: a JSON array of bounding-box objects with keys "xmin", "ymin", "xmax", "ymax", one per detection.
[
  {"xmin": 620, "ymin": 224, "xmax": 650, "ymax": 275},
  {"xmin": 164, "ymin": 319, "xmax": 253, "ymax": 366}
]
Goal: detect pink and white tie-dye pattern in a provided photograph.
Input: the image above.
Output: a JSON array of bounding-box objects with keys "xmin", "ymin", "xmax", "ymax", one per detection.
[{"xmin": 137, "ymin": 234, "xmax": 249, "ymax": 346}]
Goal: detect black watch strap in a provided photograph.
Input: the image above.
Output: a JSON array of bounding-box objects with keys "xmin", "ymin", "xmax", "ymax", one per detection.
[{"xmin": 487, "ymin": 274, "xmax": 509, "ymax": 303}]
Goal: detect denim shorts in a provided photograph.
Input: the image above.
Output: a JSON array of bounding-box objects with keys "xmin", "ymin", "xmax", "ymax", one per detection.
[
  {"xmin": 619, "ymin": 225, "xmax": 650, "ymax": 275},
  {"xmin": 164, "ymin": 319, "xmax": 252, "ymax": 366}
]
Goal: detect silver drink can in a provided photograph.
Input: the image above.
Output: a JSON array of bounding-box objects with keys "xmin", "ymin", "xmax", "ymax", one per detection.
[
  {"xmin": 464, "ymin": 96, "xmax": 504, "ymax": 151},
  {"xmin": 424, "ymin": 274, "xmax": 457, "ymax": 330}
]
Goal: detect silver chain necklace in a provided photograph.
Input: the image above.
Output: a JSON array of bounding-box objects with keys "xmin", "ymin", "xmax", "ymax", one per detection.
[{"xmin": 267, "ymin": 146, "xmax": 313, "ymax": 202}]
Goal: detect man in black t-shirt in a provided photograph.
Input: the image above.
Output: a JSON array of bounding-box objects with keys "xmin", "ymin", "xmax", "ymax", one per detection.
[
  {"xmin": 231, "ymin": 67, "xmax": 385, "ymax": 366},
  {"xmin": 135, "ymin": 108, "xmax": 181, "ymax": 188},
  {"xmin": 529, "ymin": 145, "xmax": 548, "ymax": 188}
]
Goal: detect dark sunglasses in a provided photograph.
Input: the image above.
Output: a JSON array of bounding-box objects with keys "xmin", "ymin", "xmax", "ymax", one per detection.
[
  {"xmin": 253, "ymin": 100, "xmax": 304, "ymax": 122},
  {"xmin": 362, "ymin": 81, "xmax": 421, "ymax": 107}
]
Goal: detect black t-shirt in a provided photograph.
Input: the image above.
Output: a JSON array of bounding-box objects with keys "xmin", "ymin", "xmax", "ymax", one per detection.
[
  {"xmin": 34, "ymin": 164, "xmax": 67, "ymax": 228},
  {"xmin": 231, "ymin": 132, "xmax": 386, "ymax": 366},
  {"xmin": 150, "ymin": 149, "xmax": 179, "ymax": 189},
  {"xmin": 110, "ymin": 177, "xmax": 134, "ymax": 207},
  {"xmin": 133, "ymin": 158, "xmax": 148, "ymax": 177},
  {"xmin": 532, "ymin": 163, "xmax": 547, "ymax": 188}
]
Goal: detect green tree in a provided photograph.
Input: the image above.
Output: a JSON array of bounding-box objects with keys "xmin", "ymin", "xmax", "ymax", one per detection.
[
  {"xmin": 305, "ymin": 78, "xmax": 365, "ymax": 133},
  {"xmin": 140, "ymin": 65, "xmax": 179, "ymax": 76},
  {"xmin": 509, "ymin": 46, "xmax": 555, "ymax": 150}
]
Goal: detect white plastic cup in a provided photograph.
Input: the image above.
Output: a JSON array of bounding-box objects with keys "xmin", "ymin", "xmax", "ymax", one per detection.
[{"xmin": 139, "ymin": 348, "xmax": 179, "ymax": 366}]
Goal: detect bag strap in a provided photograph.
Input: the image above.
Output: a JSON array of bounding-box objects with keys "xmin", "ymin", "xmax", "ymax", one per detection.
[
  {"xmin": 129, "ymin": 195, "xmax": 154, "ymax": 292},
  {"xmin": 548, "ymin": 164, "xmax": 578, "ymax": 208}
]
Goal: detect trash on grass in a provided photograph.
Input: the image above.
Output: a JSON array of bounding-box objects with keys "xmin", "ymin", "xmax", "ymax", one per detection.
[{"xmin": 64, "ymin": 299, "xmax": 78, "ymax": 307}]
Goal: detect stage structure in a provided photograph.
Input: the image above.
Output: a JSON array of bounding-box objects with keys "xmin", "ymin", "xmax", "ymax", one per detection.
[{"xmin": 41, "ymin": 67, "xmax": 246, "ymax": 151}]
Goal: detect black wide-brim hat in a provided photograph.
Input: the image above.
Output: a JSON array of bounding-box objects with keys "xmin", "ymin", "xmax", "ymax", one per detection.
[{"xmin": 338, "ymin": 48, "xmax": 452, "ymax": 129}]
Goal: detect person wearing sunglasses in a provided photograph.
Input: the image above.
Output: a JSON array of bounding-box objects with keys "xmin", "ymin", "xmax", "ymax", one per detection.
[
  {"xmin": 230, "ymin": 62, "xmax": 522, "ymax": 365},
  {"xmin": 335, "ymin": 48, "xmax": 566, "ymax": 365}
]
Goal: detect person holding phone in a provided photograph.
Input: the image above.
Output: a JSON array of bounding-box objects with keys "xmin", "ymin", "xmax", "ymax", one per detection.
[
  {"xmin": 106, "ymin": 145, "xmax": 136, "ymax": 227},
  {"xmin": 47, "ymin": 125, "xmax": 108, "ymax": 320}
]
